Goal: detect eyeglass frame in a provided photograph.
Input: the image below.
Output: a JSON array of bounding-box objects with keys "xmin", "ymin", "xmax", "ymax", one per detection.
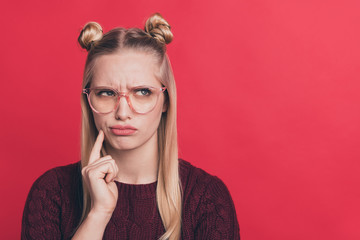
[{"xmin": 82, "ymin": 85, "xmax": 167, "ymax": 115}]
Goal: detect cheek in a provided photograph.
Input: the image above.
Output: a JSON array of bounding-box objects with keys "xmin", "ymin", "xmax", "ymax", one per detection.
[
  {"xmin": 141, "ymin": 105, "xmax": 163, "ymax": 131},
  {"xmin": 92, "ymin": 113, "xmax": 107, "ymax": 130}
]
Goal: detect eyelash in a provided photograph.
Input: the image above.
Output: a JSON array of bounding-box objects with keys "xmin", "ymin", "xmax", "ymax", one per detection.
[
  {"xmin": 97, "ymin": 90, "xmax": 115, "ymax": 96},
  {"xmin": 134, "ymin": 88, "xmax": 152, "ymax": 96},
  {"xmin": 95, "ymin": 88, "xmax": 153, "ymax": 96}
]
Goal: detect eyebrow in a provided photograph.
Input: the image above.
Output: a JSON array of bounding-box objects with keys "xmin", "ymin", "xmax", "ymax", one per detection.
[
  {"xmin": 92, "ymin": 79, "xmax": 156, "ymax": 86},
  {"xmin": 91, "ymin": 84, "xmax": 160, "ymax": 89}
]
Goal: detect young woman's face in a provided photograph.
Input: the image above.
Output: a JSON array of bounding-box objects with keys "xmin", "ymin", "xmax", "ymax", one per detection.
[{"xmin": 90, "ymin": 50, "xmax": 166, "ymax": 151}]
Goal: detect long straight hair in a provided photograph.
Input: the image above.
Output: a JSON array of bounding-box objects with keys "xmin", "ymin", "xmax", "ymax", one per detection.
[{"xmin": 76, "ymin": 25, "xmax": 182, "ymax": 240}]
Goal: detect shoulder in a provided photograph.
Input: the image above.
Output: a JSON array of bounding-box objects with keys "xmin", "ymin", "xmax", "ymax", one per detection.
[
  {"xmin": 178, "ymin": 158, "xmax": 233, "ymax": 206},
  {"xmin": 178, "ymin": 158, "xmax": 226, "ymax": 188},
  {"xmin": 23, "ymin": 161, "xmax": 82, "ymax": 222},
  {"xmin": 22, "ymin": 161, "xmax": 82, "ymax": 238},
  {"xmin": 178, "ymin": 159, "xmax": 240, "ymax": 239},
  {"xmin": 30, "ymin": 161, "xmax": 81, "ymax": 190},
  {"xmin": 25, "ymin": 161, "xmax": 82, "ymax": 205}
]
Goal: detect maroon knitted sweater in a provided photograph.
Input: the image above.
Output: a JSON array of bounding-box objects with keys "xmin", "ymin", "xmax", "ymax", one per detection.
[{"xmin": 21, "ymin": 159, "xmax": 240, "ymax": 239}]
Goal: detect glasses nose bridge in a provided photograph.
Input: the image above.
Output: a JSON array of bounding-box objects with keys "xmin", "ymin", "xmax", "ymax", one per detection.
[{"xmin": 116, "ymin": 91, "xmax": 131, "ymax": 108}]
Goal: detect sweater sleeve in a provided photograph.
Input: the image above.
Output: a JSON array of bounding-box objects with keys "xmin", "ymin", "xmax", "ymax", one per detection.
[
  {"xmin": 194, "ymin": 176, "xmax": 240, "ymax": 239},
  {"xmin": 21, "ymin": 168, "xmax": 62, "ymax": 240}
]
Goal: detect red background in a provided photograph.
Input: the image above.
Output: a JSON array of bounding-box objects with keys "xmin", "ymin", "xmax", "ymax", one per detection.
[{"xmin": 1, "ymin": 0, "xmax": 359, "ymax": 239}]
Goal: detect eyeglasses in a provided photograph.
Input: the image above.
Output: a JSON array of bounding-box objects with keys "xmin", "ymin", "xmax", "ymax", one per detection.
[{"xmin": 83, "ymin": 86, "xmax": 166, "ymax": 114}]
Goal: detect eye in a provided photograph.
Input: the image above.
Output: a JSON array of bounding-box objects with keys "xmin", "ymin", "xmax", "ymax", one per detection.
[
  {"xmin": 134, "ymin": 88, "xmax": 152, "ymax": 96},
  {"xmin": 95, "ymin": 89, "xmax": 116, "ymax": 97}
]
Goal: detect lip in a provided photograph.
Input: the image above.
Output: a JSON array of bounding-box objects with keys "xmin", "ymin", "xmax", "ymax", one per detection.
[
  {"xmin": 110, "ymin": 125, "xmax": 137, "ymax": 130},
  {"xmin": 110, "ymin": 125, "xmax": 137, "ymax": 136}
]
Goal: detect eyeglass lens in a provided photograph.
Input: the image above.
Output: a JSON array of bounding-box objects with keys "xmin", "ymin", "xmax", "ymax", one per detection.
[{"xmin": 88, "ymin": 87, "xmax": 160, "ymax": 114}]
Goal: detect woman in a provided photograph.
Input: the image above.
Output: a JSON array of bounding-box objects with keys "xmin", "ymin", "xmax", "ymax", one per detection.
[{"xmin": 21, "ymin": 13, "xmax": 240, "ymax": 239}]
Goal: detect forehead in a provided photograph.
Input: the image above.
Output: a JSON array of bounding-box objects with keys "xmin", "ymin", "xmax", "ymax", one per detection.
[{"xmin": 91, "ymin": 51, "xmax": 161, "ymax": 88}]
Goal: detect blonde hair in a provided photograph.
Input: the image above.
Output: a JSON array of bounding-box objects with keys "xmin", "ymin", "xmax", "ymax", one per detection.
[{"xmin": 75, "ymin": 13, "xmax": 182, "ymax": 240}]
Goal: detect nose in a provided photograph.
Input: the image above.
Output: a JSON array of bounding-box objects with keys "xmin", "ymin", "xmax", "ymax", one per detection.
[{"xmin": 114, "ymin": 95, "xmax": 132, "ymax": 120}]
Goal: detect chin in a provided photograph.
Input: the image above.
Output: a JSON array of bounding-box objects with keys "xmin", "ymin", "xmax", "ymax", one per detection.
[
  {"xmin": 105, "ymin": 130, "xmax": 157, "ymax": 152},
  {"xmin": 109, "ymin": 140, "xmax": 139, "ymax": 151}
]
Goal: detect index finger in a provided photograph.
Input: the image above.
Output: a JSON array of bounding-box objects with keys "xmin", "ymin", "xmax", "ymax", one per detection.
[{"xmin": 89, "ymin": 129, "xmax": 104, "ymax": 164}]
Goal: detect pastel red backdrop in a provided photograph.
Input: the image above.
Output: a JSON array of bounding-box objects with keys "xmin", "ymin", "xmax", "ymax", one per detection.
[{"xmin": 1, "ymin": 0, "xmax": 359, "ymax": 239}]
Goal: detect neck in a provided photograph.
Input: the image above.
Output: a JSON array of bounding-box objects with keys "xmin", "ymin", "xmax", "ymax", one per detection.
[{"xmin": 104, "ymin": 133, "xmax": 159, "ymax": 185}]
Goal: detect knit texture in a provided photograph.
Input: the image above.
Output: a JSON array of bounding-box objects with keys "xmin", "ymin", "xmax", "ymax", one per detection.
[{"xmin": 21, "ymin": 159, "xmax": 240, "ymax": 239}]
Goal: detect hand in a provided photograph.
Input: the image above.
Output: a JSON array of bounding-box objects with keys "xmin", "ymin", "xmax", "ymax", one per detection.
[{"xmin": 81, "ymin": 130, "xmax": 119, "ymax": 215}]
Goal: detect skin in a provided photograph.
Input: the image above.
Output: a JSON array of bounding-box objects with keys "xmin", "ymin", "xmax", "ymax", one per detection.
[
  {"xmin": 72, "ymin": 50, "xmax": 166, "ymax": 240},
  {"xmin": 91, "ymin": 50, "xmax": 167, "ymax": 184}
]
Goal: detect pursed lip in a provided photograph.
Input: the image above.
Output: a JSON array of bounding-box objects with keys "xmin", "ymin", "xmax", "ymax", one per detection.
[
  {"xmin": 109, "ymin": 125, "xmax": 137, "ymax": 136},
  {"xmin": 110, "ymin": 125, "xmax": 137, "ymax": 130}
]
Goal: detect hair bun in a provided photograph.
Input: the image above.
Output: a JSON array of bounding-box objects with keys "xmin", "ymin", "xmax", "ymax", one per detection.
[
  {"xmin": 78, "ymin": 22, "xmax": 103, "ymax": 51},
  {"xmin": 145, "ymin": 13, "xmax": 173, "ymax": 44}
]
